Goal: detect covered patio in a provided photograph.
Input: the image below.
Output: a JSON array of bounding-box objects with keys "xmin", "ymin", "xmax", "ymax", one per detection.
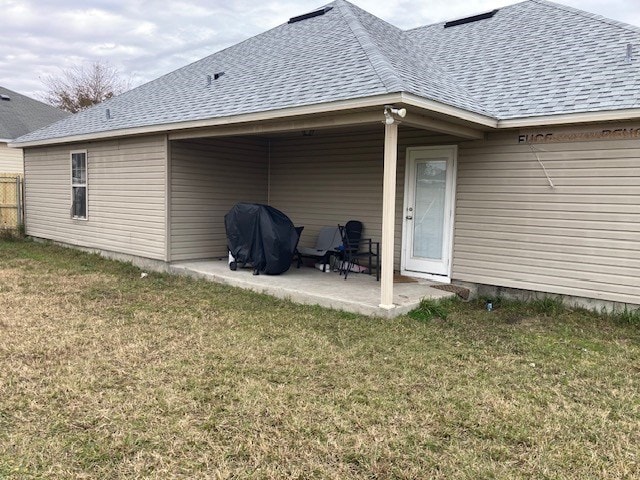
[
  {"xmin": 167, "ymin": 105, "xmax": 484, "ymax": 315},
  {"xmin": 169, "ymin": 258, "xmax": 456, "ymax": 317}
]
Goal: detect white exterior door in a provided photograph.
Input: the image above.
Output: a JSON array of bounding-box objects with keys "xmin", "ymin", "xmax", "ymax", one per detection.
[{"xmin": 402, "ymin": 146, "xmax": 456, "ymax": 279}]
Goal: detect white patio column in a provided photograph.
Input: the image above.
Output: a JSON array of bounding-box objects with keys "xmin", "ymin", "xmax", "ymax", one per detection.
[{"xmin": 380, "ymin": 119, "xmax": 398, "ymax": 309}]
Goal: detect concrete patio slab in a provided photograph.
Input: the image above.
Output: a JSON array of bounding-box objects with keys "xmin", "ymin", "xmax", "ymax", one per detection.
[{"xmin": 169, "ymin": 259, "xmax": 455, "ymax": 318}]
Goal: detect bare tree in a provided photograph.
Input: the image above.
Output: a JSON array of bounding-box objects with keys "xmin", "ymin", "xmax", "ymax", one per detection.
[{"xmin": 42, "ymin": 62, "xmax": 131, "ymax": 113}]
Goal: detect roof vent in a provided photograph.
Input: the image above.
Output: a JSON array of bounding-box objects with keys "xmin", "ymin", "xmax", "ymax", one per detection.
[
  {"xmin": 444, "ymin": 9, "xmax": 498, "ymax": 28},
  {"xmin": 0, "ymin": 94, "xmax": 10, "ymax": 101},
  {"xmin": 206, "ymin": 72, "xmax": 225, "ymax": 86},
  {"xmin": 288, "ymin": 6, "xmax": 333, "ymax": 24}
]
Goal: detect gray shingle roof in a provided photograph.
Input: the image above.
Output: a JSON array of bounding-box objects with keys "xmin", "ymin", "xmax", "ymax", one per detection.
[
  {"xmin": 408, "ymin": 0, "xmax": 640, "ymax": 119},
  {"xmin": 13, "ymin": 0, "xmax": 640, "ymax": 144},
  {"xmin": 0, "ymin": 86, "xmax": 70, "ymax": 141}
]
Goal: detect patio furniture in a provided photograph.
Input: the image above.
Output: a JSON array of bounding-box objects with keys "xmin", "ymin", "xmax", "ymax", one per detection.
[
  {"xmin": 291, "ymin": 226, "xmax": 305, "ymax": 267},
  {"xmin": 224, "ymin": 203, "xmax": 299, "ymax": 275},
  {"xmin": 338, "ymin": 221, "xmax": 380, "ymax": 281},
  {"xmin": 336, "ymin": 220, "xmax": 362, "ymax": 275},
  {"xmin": 297, "ymin": 225, "xmax": 342, "ymax": 271}
]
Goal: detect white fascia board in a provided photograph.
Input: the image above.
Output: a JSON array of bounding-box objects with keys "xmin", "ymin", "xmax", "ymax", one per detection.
[
  {"xmin": 498, "ymin": 108, "xmax": 640, "ymax": 128},
  {"xmin": 13, "ymin": 89, "xmax": 640, "ymax": 148},
  {"xmin": 400, "ymin": 93, "xmax": 498, "ymax": 128},
  {"xmin": 9, "ymin": 93, "xmax": 405, "ymax": 148},
  {"xmin": 402, "ymin": 94, "xmax": 640, "ymax": 129}
]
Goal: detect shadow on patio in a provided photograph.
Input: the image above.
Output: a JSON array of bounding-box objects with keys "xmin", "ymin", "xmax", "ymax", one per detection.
[{"xmin": 169, "ymin": 259, "xmax": 455, "ymax": 318}]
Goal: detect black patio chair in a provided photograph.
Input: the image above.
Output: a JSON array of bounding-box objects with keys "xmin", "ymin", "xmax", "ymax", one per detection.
[{"xmin": 337, "ymin": 221, "xmax": 379, "ymax": 281}]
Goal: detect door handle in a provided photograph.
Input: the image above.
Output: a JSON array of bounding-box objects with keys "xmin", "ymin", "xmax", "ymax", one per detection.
[{"xmin": 406, "ymin": 216, "xmax": 413, "ymax": 220}]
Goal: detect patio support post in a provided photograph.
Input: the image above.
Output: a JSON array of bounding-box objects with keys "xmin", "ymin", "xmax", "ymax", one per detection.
[{"xmin": 380, "ymin": 119, "xmax": 398, "ymax": 309}]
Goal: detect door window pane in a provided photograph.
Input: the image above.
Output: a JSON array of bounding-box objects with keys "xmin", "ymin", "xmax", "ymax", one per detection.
[{"xmin": 413, "ymin": 159, "xmax": 446, "ymax": 260}]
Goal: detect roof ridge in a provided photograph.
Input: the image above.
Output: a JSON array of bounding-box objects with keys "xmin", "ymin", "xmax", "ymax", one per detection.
[
  {"xmin": 530, "ymin": 0, "xmax": 640, "ymax": 35},
  {"xmin": 334, "ymin": 0, "xmax": 405, "ymax": 93},
  {"xmin": 335, "ymin": 0, "xmax": 493, "ymax": 115},
  {"xmin": 0, "ymin": 85, "xmax": 45, "ymax": 105}
]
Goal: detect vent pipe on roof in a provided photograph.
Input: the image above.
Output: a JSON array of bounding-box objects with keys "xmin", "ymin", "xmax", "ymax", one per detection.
[
  {"xmin": 626, "ymin": 44, "xmax": 633, "ymax": 63},
  {"xmin": 206, "ymin": 74, "xmax": 212, "ymax": 86}
]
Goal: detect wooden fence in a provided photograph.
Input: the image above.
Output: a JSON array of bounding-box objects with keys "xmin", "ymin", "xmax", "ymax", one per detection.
[{"xmin": 0, "ymin": 174, "xmax": 24, "ymax": 231}]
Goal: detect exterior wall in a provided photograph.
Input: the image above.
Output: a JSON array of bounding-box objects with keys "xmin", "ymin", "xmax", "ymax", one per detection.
[
  {"xmin": 0, "ymin": 143, "xmax": 23, "ymax": 173},
  {"xmin": 22, "ymin": 119, "xmax": 640, "ymax": 307},
  {"xmin": 270, "ymin": 123, "xmax": 640, "ymax": 306},
  {"xmin": 24, "ymin": 135, "xmax": 167, "ymax": 260},
  {"xmin": 170, "ymin": 137, "xmax": 268, "ymax": 261},
  {"xmin": 454, "ymin": 129, "xmax": 640, "ymax": 305},
  {"xmin": 269, "ymin": 127, "xmax": 452, "ymax": 265},
  {"xmin": 269, "ymin": 129, "xmax": 384, "ymax": 250}
]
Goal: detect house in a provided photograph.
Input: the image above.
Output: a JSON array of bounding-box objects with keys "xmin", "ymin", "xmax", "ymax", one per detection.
[
  {"xmin": 0, "ymin": 86, "xmax": 69, "ymax": 173},
  {"xmin": 10, "ymin": 0, "xmax": 640, "ymax": 314}
]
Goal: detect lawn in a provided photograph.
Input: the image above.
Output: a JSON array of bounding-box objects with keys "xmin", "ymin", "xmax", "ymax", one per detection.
[{"xmin": 0, "ymin": 239, "xmax": 639, "ymax": 479}]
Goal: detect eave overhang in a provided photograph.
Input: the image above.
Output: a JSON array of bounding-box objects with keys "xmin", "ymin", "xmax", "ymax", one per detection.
[{"xmin": 10, "ymin": 93, "xmax": 640, "ymax": 149}]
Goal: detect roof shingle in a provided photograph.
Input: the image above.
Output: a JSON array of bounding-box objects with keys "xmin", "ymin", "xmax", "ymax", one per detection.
[
  {"xmin": 408, "ymin": 0, "xmax": 640, "ymax": 119},
  {"xmin": 13, "ymin": 0, "xmax": 640, "ymax": 144}
]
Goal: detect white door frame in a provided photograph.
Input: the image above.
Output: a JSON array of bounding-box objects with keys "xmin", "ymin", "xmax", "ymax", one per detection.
[{"xmin": 401, "ymin": 145, "xmax": 457, "ymax": 283}]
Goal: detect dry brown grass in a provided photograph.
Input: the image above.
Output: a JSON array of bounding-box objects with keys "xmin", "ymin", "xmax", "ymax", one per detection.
[{"xmin": 1, "ymin": 240, "xmax": 639, "ymax": 479}]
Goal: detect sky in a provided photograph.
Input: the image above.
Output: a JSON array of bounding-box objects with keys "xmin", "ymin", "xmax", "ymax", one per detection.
[{"xmin": 1, "ymin": 0, "xmax": 640, "ymax": 101}]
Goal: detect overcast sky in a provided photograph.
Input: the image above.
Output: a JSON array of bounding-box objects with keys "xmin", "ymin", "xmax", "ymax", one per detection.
[{"xmin": 2, "ymin": 0, "xmax": 640, "ymax": 101}]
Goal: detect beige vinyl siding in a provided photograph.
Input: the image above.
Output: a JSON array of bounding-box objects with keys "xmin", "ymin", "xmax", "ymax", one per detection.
[
  {"xmin": 24, "ymin": 135, "xmax": 167, "ymax": 260},
  {"xmin": 270, "ymin": 129, "xmax": 384, "ymax": 250},
  {"xmin": 454, "ymin": 131, "xmax": 640, "ymax": 305},
  {"xmin": 269, "ymin": 127, "xmax": 453, "ymax": 265},
  {"xmin": 0, "ymin": 143, "xmax": 23, "ymax": 173},
  {"xmin": 170, "ymin": 137, "xmax": 268, "ymax": 261}
]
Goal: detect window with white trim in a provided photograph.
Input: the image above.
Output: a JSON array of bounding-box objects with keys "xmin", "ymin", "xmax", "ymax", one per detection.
[{"xmin": 71, "ymin": 151, "xmax": 87, "ymax": 219}]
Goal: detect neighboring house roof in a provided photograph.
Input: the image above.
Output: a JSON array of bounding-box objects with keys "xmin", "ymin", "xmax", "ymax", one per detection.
[
  {"xmin": 0, "ymin": 86, "xmax": 70, "ymax": 141},
  {"xmin": 12, "ymin": 0, "xmax": 640, "ymax": 145}
]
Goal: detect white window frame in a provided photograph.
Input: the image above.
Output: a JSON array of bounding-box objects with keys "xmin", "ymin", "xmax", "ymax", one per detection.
[{"xmin": 70, "ymin": 150, "xmax": 88, "ymax": 220}]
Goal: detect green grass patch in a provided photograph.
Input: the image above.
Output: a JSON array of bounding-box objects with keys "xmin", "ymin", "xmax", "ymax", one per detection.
[
  {"xmin": 529, "ymin": 296, "xmax": 566, "ymax": 316},
  {"xmin": 408, "ymin": 297, "xmax": 458, "ymax": 322},
  {"xmin": 608, "ymin": 306, "xmax": 640, "ymax": 325},
  {"xmin": 1, "ymin": 239, "xmax": 639, "ymax": 479}
]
